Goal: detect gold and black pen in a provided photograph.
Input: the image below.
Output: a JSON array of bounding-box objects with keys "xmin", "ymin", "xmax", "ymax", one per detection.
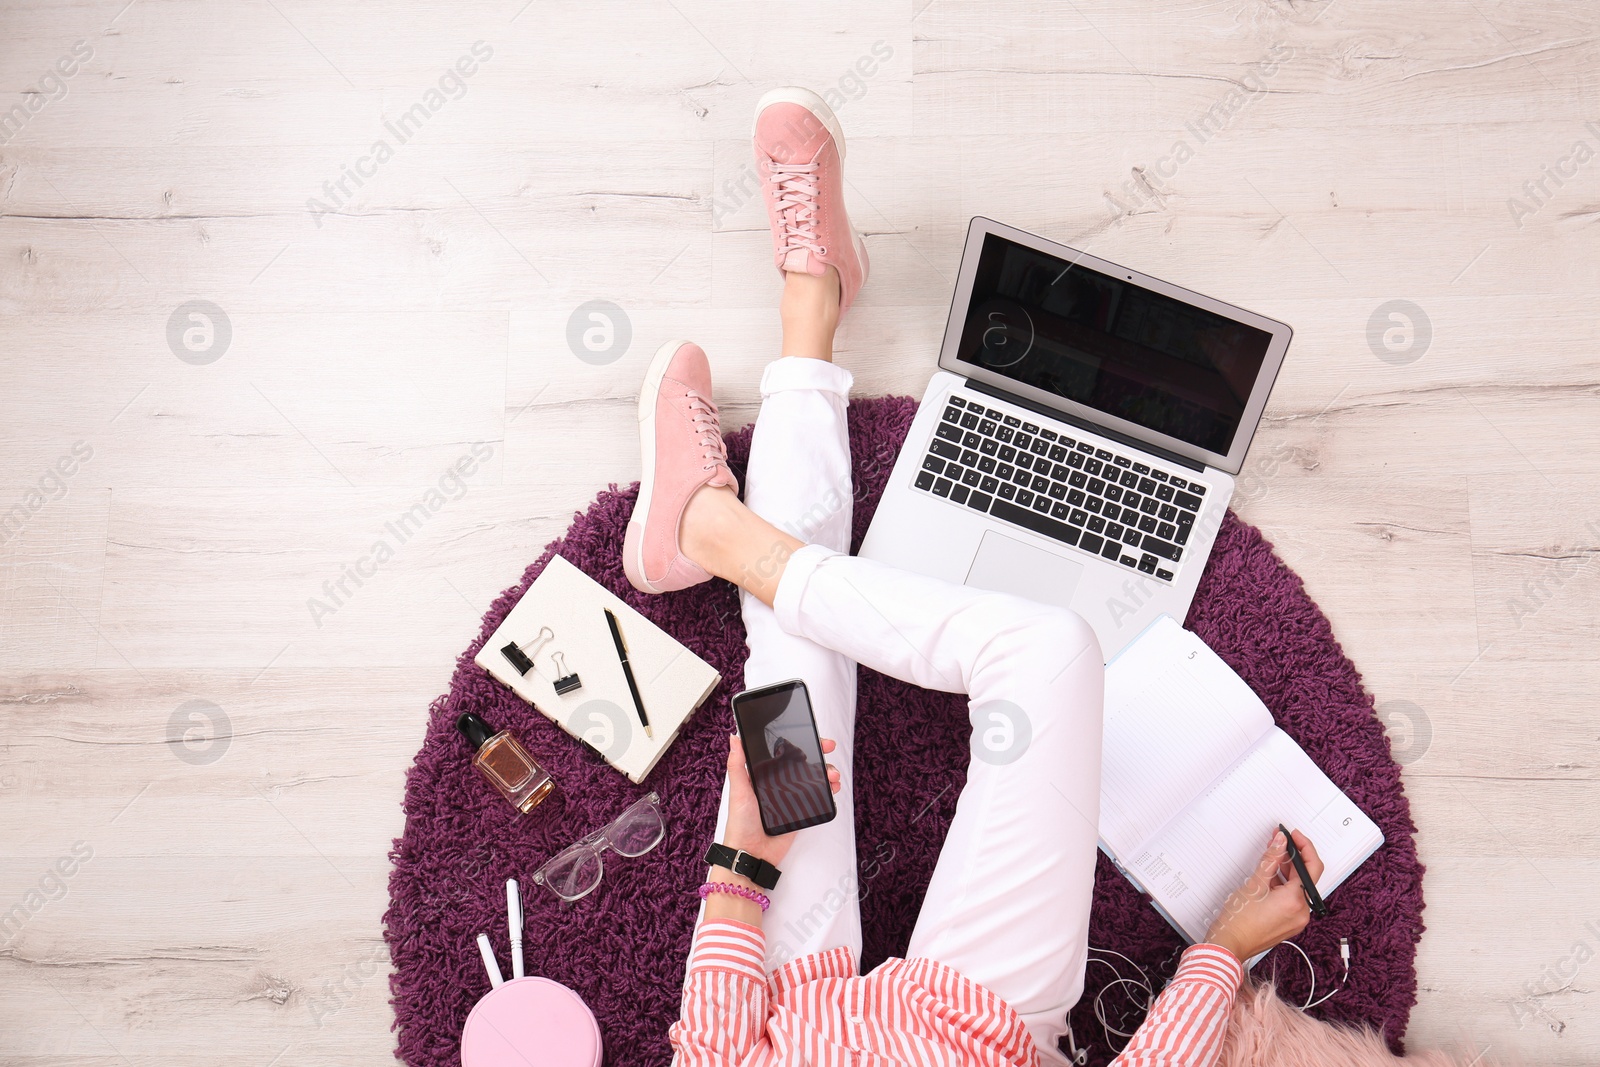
[{"xmin": 604, "ymin": 608, "xmax": 652, "ymax": 740}]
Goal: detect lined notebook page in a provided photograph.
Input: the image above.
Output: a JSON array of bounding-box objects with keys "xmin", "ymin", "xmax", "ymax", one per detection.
[
  {"xmin": 1100, "ymin": 617, "xmax": 1274, "ymax": 858},
  {"xmin": 1127, "ymin": 728, "xmax": 1385, "ymax": 943}
]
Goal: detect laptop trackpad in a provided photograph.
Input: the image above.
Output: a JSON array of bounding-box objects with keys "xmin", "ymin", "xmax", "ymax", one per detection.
[{"xmin": 963, "ymin": 530, "xmax": 1085, "ymax": 610}]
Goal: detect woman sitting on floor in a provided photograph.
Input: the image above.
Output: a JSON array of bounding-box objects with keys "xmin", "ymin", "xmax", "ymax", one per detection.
[{"xmin": 623, "ymin": 87, "xmax": 1336, "ymax": 1067}]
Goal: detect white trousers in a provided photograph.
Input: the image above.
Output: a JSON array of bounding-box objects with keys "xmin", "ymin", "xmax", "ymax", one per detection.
[{"xmin": 710, "ymin": 357, "xmax": 1105, "ymax": 1063}]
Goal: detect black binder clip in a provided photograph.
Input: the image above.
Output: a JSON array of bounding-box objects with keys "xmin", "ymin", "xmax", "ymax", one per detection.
[
  {"xmin": 551, "ymin": 651, "xmax": 582, "ymax": 695},
  {"xmin": 501, "ymin": 641, "xmax": 535, "ymax": 676},
  {"xmin": 501, "ymin": 626, "xmax": 554, "ymax": 678}
]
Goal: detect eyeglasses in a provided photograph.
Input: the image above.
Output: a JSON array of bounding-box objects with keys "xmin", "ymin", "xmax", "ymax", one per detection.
[{"xmin": 531, "ymin": 792, "xmax": 665, "ymax": 901}]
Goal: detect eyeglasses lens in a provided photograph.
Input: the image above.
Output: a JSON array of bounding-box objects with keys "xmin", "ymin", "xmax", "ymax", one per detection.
[
  {"xmin": 540, "ymin": 850, "xmax": 604, "ymax": 901},
  {"xmin": 609, "ymin": 802, "xmax": 665, "ymax": 857}
]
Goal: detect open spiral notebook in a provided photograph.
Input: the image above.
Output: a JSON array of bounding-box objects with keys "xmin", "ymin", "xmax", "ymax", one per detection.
[{"xmin": 1098, "ymin": 615, "xmax": 1384, "ymax": 946}]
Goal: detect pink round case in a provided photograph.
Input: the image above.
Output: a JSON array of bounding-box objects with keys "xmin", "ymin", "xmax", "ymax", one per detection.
[{"xmin": 460, "ymin": 976, "xmax": 602, "ymax": 1067}]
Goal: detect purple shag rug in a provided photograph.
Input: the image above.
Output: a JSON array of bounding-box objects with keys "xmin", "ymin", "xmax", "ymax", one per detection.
[{"xmin": 384, "ymin": 395, "xmax": 1425, "ymax": 1067}]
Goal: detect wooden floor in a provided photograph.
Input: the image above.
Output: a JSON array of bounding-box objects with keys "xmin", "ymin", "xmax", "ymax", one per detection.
[{"xmin": 2, "ymin": 0, "xmax": 1597, "ymax": 1063}]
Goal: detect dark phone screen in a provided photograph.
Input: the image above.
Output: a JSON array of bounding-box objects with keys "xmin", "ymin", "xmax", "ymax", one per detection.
[
  {"xmin": 954, "ymin": 232, "xmax": 1273, "ymax": 456},
  {"xmin": 732, "ymin": 682, "xmax": 836, "ymax": 834}
]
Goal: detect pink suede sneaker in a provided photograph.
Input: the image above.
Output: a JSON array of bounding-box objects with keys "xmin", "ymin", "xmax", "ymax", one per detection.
[
  {"xmin": 753, "ymin": 87, "xmax": 870, "ymax": 314},
  {"xmin": 623, "ymin": 340, "xmax": 738, "ymax": 595}
]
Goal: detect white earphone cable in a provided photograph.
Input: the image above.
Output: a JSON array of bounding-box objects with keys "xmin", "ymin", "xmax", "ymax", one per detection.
[
  {"xmin": 1061, "ymin": 937, "xmax": 1351, "ymax": 1063},
  {"xmin": 1275, "ymin": 936, "xmax": 1351, "ymax": 1010}
]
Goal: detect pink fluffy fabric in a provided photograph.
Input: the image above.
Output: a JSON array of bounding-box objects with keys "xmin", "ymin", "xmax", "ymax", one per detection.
[{"xmin": 1221, "ymin": 984, "xmax": 1487, "ymax": 1067}]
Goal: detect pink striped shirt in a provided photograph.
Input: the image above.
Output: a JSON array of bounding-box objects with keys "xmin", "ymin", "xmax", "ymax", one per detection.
[
  {"xmin": 1112, "ymin": 944, "xmax": 1244, "ymax": 1066},
  {"xmin": 670, "ymin": 919, "xmax": 1244, "ymax": 1067}
]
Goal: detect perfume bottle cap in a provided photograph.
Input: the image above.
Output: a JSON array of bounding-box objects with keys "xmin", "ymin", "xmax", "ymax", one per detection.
[{"xmin": 457, "ymin": 712, "xmax": 498, "ymax": 752}]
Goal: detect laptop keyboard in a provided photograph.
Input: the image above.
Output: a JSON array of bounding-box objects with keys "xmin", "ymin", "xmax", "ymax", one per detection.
[{"xmin": 913, "ymin": 392, "xmax": 1206, "ymax": 583}]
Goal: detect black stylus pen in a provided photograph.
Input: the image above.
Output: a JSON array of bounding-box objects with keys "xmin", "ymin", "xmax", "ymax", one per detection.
[
  {"xmin": 1279, "ymin": 823, "xmax": 1328, "ymax": 917},
  {"xmin": 605, "ymin": 608, "xmax": 653, "ymax": 740}
]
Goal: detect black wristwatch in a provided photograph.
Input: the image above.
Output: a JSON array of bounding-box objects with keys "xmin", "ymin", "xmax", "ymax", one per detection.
[{"xmin": 703, "ymin": 842, "xmax": 782, "ymax": 891}]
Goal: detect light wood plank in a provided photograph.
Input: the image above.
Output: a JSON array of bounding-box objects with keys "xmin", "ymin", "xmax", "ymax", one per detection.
[
  {"xmin": 0, "ymin": 313, "xmax": 508, "ymax": 487},
  {"xmin": 912, "ymin": 0, "xmax": 1600, "ymax": 135},
  {"xmin": 1406, "ymin": 857, "xmax": 1600, "ymax": 1064}
]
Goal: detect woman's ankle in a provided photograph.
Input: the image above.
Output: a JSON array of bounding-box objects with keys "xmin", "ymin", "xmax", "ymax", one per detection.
[
  {"xmin": 679, "ymin": 484, "xmax": 741, "ymax": 576},
  {"xmin": 678, "ymin": 483, "xmax": 802, "ymax": 605},
  {"xmin": 780, "ymin": 267, "xmax": 841, "ymax": 361}
]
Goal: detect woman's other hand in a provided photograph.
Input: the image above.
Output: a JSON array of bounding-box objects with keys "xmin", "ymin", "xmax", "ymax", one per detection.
[
  {"xmin": 720, "ymin": 732, "xmax": 841, "ymax": 867},
  {"xmin": 1204, "ymin": 828, "xmax": 1325, "ymax": 963}
]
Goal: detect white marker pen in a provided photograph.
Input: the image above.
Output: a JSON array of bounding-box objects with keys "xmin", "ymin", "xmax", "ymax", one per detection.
[
  {"xmin": 506, "ymin": 878, "xmax": 525, "ymax": 980},
  {"xmin": 475, "ymin": 932, "xmax": 504, "ymax": 989}
]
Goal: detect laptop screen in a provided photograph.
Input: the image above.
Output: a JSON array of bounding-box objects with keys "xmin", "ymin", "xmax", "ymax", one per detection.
[{"xmin": 953, "ymin": 233, "xmax": 1274, "ymax": 457}]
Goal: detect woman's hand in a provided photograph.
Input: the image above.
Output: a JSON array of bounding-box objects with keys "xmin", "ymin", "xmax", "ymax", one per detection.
[
  {"xmin": 720, "ymin": 732, "xmax": 841, "ymax": 868},
  {"xmin": 1204, "ymin": 828, "xmax": 1325, "ymax": 963}
]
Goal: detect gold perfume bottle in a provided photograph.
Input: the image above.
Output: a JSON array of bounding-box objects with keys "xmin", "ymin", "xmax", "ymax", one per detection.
[{"xmin": 456, "ymin": 713, "xmax": 554, "ymax": 813}]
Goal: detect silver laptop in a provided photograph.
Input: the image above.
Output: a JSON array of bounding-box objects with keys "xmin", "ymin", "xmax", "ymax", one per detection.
[{"xmin": 860, "ymin": 217, "xmax": 1292, "ymax": 660}]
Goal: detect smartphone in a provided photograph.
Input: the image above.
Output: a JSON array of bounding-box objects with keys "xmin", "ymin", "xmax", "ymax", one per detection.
[{"xmin": 730, "ymin": 679, "xmax": 837, "ymax": 836}]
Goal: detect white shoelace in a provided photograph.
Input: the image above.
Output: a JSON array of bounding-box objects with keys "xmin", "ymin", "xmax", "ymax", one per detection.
[
  {"xmin": 685, "ymin": 392, "xmax": 727, "ymax": 472},
  {"xmin": 766, "ymin": 161, "xmax": 826, "ymax": 259}
]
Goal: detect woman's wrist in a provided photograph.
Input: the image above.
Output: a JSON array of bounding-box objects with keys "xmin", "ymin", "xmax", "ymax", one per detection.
[
  {"xmin": 701, "ymin": 866, "xmax": 766, "ymax": 925},
  {"xmin": 699, "ymin": 837, "xmax": 780, "ymax": 927},
  {"xmin": 1202, "ymin": 937, "xmax": 1247, "ymax": 964},
  {"xmin": 711, "ymin": 837, "xmax": 787, "ymax": 883},
  {"xmin": 706, "ymin": 864, "xmax": 763, "ymax": 892},
  {"xmin": 721, "ymin": 834, "xmax": 779, "ymax": 864}
]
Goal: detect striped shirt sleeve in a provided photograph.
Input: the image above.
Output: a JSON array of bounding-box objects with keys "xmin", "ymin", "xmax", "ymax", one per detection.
[
  {"xmin": 1112, "ymin": 944, "xmax": 1244, "ymax": 1067},
  {"xmin": 668, "ymin": 919, "xmax": 771, "ymax": 1067}
]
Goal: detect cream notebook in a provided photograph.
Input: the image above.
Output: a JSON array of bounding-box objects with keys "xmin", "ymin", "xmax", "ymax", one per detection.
[
  {"xmin": 475, "ymin": 556, "xmax": 722, "ymax": 784},
  {"xmin": 1099, "ymin": 615, "xmax": 1384, "ymax": 945}
]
